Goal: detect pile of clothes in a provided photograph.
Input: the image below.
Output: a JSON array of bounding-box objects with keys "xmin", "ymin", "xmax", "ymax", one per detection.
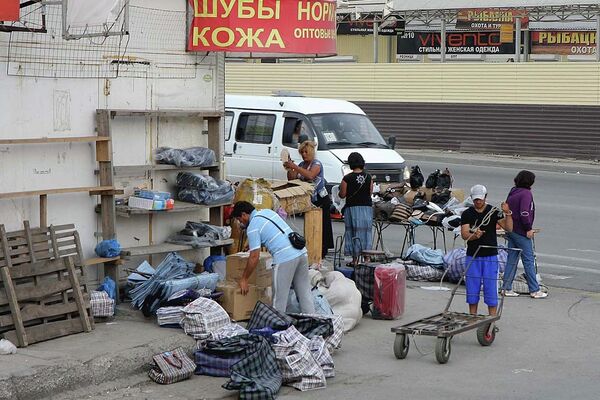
[
  {"xmin": 400, "ymin": 244, "xmax": 509, "ymax": 283},
  {"xmin": 128, "ymin": 252, "xmax": 220, "ymax": 317}
]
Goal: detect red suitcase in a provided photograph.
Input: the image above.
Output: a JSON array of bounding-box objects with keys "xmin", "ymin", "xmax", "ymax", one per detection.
[{"xmin": 373, "ymin": 264, "xmax": 406, "ymax": 320}]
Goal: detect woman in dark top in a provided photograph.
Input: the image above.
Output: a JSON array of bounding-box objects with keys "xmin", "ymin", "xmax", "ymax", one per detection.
[{"xmin": 339, "ymin": 152, "xmax": 373, "ymax": 266}]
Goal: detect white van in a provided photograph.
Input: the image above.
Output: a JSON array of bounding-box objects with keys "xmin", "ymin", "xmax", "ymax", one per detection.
[{"xmin": 224, "ymin": 94, "xmax": 408, "ymax": 188}]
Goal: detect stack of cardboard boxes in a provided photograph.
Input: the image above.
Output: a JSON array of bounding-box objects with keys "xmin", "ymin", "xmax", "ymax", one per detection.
[{"xmin": 216, "ymin": 252, "xmax": 273, "ymax": 320}]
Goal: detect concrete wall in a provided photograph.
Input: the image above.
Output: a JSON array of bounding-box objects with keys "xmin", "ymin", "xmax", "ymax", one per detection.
[{"xmin": 0, "ymin": 0, "xmax": 224, "ymax": 283}]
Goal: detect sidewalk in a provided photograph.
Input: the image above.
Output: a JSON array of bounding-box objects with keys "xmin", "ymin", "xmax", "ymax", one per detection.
[
  {"xmin": 3, "ymin": 283, "xmax": 600, "ymax": 400},
  {"xmin": 400, "ymin": 149, "xmax": 600, "ymax": 176}
]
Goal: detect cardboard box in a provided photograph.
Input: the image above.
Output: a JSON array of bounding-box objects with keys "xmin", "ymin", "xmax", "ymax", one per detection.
[
  {"xmin": 226, "ymin": 252, "xmax": 273, "ymax": 287},
  {"xmin": 271, "ymin": 179, "xmax": 314, "ymax": 215},
  {"xmin": 217, "ymin": 281, "xmax": 258, "ymax": 321}
]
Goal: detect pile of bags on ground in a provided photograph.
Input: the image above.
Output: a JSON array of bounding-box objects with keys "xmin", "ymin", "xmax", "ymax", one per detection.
[{"xmin": 149, "ymin": 298, "xmax": 344, "ymax": 399}]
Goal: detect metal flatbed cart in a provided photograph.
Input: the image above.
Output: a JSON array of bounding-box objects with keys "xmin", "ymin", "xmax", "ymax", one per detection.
[{"xmin": 391, "ymin": 245, "xmax": 521, "ymax": 364}]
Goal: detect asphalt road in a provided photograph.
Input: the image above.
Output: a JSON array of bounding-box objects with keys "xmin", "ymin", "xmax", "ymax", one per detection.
[{"xmin": 361, "ymin": 157, "xmax": 600, "ymax": 293}]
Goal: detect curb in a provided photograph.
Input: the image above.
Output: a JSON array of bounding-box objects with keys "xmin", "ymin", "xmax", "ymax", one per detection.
[
  {"xmin": 399, "ymin": 150, "xmax": 600, "ymax": 176},
  {"xmin": 0, "ymin": 314, "xmax": 195, "ymax": 400}
]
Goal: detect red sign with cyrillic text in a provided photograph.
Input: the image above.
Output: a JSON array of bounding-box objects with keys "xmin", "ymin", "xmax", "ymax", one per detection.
[
  {"xmin": 187, "ymin": 0, "xmax": 337, "ymax": 54},
  {"xmin": 0, "ymin": 0, "xmax": 20, "ymax": 21}
]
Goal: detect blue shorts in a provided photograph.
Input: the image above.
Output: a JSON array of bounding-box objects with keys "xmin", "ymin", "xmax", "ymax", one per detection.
[{"xmin": 465, "ymin": 255, "xmax": 499, "ymax": 307}]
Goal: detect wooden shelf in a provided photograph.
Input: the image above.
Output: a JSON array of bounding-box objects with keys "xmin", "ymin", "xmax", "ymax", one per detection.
[
  {"xmin": 110, "ymin": 163, "xmax": 219, "ymax": 176},
  {"xmin": 0, "ymin": 186, "xmax": 122, "ymax": 200},
  {"xmin": 0, "ymin": 137, "xmax": 110, "ymax": 145},
  {"xmin": 115, "ymin": 200, "xmax": 230, "ymax": 217},
  {"xmin": 106, "ymin": 109, "xmax": 223, "ymax": 118},
  {"xmin": 82, "ymin": 256, "xmax": 121, "ymax": 266},
  {"xmin": 120, "ymin": 239, "xmax": 233, "ymax": 257}
]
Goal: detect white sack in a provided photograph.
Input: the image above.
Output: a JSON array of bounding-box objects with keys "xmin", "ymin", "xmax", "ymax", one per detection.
[
  {"xmin": 0, "ymin": 339, "xmax": 17, "ymax": 355},
  {"xmin": 309, "ymin": 270, "xmax": 362, "ymax": 332}
]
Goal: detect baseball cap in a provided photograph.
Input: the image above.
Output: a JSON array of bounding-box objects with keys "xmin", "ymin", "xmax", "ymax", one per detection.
[{"xmin": 470, "ymin": 184, "xmax": 487, "ymax": 200}]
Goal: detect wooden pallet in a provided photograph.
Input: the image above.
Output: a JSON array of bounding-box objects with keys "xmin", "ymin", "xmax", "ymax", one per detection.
[{"xmin": 0, "ymin": 222, "xmax": 93, "ymax": 347}]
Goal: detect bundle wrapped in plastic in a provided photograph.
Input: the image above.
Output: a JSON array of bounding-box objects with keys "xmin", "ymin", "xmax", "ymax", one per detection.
[
  {"xmin": 233, "ymin": 178, "xmax": 278, "ymax": 210},
  {"xmin": 154, "ymin": 146, "xmax": 216, "ymax": 167},
  {"xmin": 160, "ymin": 273, "xmax": 220, "ymax": 300},
  {"xmin": 166, "ymin": 221, "xmax": 232, "ymax": 248},
  {"xmin": 177, "ymin": 172, "xmax": 234, "ymax": 205}
]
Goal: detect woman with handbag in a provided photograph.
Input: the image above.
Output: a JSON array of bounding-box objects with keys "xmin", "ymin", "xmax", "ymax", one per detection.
[
  {"xmin": 283, "ymin": 140, "xmax": 334, "ymax": 259},
  {"xmin": 339, "ymin": 152, "xmax": 374, "ymax": 266}
]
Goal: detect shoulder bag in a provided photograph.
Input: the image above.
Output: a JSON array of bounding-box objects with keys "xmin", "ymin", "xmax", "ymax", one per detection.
[{"xmin": 255, "ymin": 214, "xmax": 306, "ymax": 250}]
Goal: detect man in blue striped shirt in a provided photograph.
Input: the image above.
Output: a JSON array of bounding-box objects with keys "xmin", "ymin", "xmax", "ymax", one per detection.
[{"xmin": 232, "ymin": 201, "xmax": 315, "ymax": 314}]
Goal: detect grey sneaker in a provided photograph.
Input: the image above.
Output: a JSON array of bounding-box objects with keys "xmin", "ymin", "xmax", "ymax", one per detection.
[
  {"xmin": 530, "ymin": 291, "xmax": 548, "ymax": 299},
  {"xmin": 502, "ymin": 290, "xmax": 519, "ymax": 297}
]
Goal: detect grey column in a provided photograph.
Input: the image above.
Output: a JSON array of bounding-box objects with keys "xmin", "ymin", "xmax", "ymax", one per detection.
[
  {"xmin": 440, "ymin": 18, "xmax": 446, "ymax": 63},
  {"xmin": 515, "ymin": 17, "xmax": 522, "ymax": 62}
]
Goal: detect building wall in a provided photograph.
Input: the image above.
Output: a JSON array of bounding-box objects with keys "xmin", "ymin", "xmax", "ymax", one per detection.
[
  {"xmin": 225, "ymin": 63, "xmax": 600, "ymax": 160},
  {"xmin": 336, "ymin": 34, "xmax": 397, "ymax": 63},
  {"xmin": 0, "ymin": 1, "xmax": 225, "ymax": 283}
]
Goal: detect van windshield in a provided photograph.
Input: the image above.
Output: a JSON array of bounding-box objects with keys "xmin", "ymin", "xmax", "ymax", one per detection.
[{"xmin": 309, "ymin": 113, "xmax": 389, "ymax": 148}]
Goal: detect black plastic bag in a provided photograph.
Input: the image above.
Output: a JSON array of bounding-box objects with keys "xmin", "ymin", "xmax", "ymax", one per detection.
[
  {"xmin": 425, "ymin": 169, "xmax": 440, "ymax": 188},
  {"xmin": 409, "ymin": 165, "xmax": 424, "ymax": 189},
  {"xmin": 437, "ymin": 168, "xmax": 452, "ymax": 189}
]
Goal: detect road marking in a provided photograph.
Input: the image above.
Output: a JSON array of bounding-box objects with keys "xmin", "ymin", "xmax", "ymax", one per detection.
[
  {"xmin": 537, "ymin": 252, "xmax": 600, "ymax": 265},
  {"xmin": 539, "ymin": 263, "xmax": 600, "ymax": 275},
  {"xmin": 566, "ymin": 249, "xmax": 600, "ymax": 254},
  {"xmin": 540, "ymin": 273, "xmax": 571, "ymax": 280},
  {"xmin": 513, "ymin": 369, "xmax": 534, "ymax": 374}
]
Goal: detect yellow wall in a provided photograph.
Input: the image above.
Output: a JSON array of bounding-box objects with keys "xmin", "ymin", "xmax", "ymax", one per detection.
[
  {"xmin": 336, "ymin": 34, "xmax": 396, "ymax": 63},
  {"xmin": 225, "ymin": 63, "xmax": 600, "ymax": 105}
]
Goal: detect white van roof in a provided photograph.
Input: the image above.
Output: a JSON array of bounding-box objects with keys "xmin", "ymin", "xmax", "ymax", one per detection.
[{"xmin": 225, "ymin": 94, "xmax": 366, "ymax": 116}]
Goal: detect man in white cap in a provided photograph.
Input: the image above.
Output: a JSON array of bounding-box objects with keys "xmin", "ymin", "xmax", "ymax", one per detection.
[{"xmin": 460, "ymin": 184, "xmax": 513, "ymax": 316}]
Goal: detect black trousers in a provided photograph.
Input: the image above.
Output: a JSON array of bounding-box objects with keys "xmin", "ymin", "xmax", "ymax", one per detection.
[{"xmin": 313, "ymin": 195, "xmax": 334, "ymax": 257}]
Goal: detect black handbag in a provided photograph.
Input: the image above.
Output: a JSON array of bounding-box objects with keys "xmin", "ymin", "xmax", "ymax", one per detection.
[{"xmin": 255, "ymin": 215, "xmax": 306, "ymax": 250}]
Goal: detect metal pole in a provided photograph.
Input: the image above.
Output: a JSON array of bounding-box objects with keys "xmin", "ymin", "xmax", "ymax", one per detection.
[
  {"xmin": 596, "ymin": 15, "xmax": 600, "ymax": 62},
  {"xmin": 523, "ymin": 27, "xmax": 529, "ymax": 62},
  {"xmin": 515, "ymin": 17, "xmax": 522, "ymax": 62},
  {"xmin": 440, "ymin": 18, "xmax": 446, "ymax": 63},
  {"xmin": 373, "ymin": 20, "xmax": 379, "ymax": 63}
]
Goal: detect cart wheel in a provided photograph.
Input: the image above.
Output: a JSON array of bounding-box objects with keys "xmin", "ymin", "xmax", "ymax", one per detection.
[
  {"xmin": 477, "ymin": 323, "xmax": 496, "ymax": 346},
  {"xmin": 393, "ymin": 334, "xmax": 409, "ymax": 359},
  {"xmin": 435, "ymin": 337, "xmax": 451, "ymax": 364}
]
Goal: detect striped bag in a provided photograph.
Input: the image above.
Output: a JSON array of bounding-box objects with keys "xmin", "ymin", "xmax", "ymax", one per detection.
[
  {"xmin": 148, "ymin": 347, "xmax": 195, "ymax": 384},
  {"xmin": 388, "ymin": 203, "xmax": 413, "ymax": 223}
]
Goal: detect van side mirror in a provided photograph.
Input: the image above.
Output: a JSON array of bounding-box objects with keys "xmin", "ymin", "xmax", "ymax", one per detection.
[{"xmin": 388, "ymin": 136, "xmax": 396, "ymax": 150}]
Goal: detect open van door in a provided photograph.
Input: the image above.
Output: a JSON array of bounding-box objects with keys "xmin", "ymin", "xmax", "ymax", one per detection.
[
  {"xmin": 273, "ymin": 113, "xmax": 316, "ymax": 181},
  {"xmin": 225, "ymin": 110, "xmax": 284, "ymax": 182}
]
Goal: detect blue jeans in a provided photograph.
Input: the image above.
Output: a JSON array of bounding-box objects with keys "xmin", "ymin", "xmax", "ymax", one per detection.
[{"xmin": 502, "ymin": 231, "xmax": 540, "ymax": 293}]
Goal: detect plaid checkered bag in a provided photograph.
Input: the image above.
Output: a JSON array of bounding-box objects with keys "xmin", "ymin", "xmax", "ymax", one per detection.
[
  {"xmin": 90, "ymin": 290, "xmax": 114, "ymax": 317},
  {"xmin": 148, "ymin": 347, "xmax": 195, "ymax": 384},
  {"xmin": 222, "ymin": 335, "xmax": 282, "ymax": 400},
  {"xmin": 194, "ymin": 350, "xmax": 243, "ymax": 377},
  {"xmin": 288, "ymin": 313, "xmax": 333, "ymax": 340},
  {"xmin": 272, "ymin": 326, "xmax": 326, "ymax": 391},
  {"xmin": 354, "ymin": 263, "xmax": 377, "ymax": 301},
  {"xmin": 309, "ymin": 336, "xmax": 335, "ymax": 378},
  {"xmin": 324, "ymin": 314, "xmax": 344, "ymax": 352},
  {"xmin": 181, "ymin": 297, "xmax": 231, "ymax": 340},
  {"xmin": 247, "ymin": 301, "xmax": 293, "ymax": 331},
  {"xmin": 405, "ymin": 263, "xmax": 444, "ymax": 282}
]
